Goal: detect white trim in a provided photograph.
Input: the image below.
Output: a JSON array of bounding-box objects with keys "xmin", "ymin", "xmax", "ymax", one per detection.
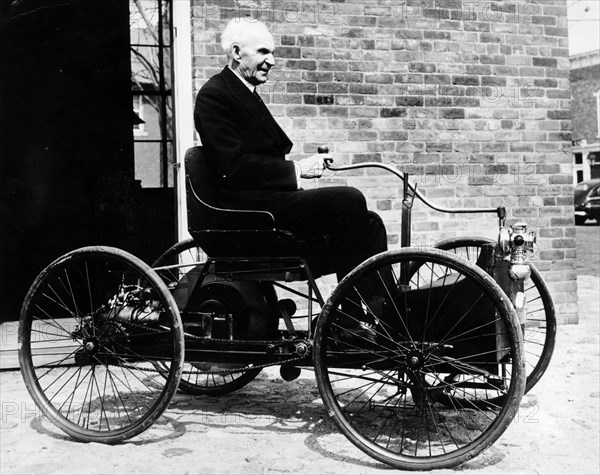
[
  {"xmin": 594, "ymin": 90, "xmax": 600, "ymax": 140},
  {"xmin": 172, "ymin": 0, "xmax": 194, "ymax": 243},
  {"xmin": 572, "ymin": 142, "xmax": 600, "ymax": 153},
  {"xmin": 570, "ymin": 50, "xmax": 600, "ymax": 69},
  {"xmin": 572, "ymin": 145, "xmax": 600, "ymax": 184}
]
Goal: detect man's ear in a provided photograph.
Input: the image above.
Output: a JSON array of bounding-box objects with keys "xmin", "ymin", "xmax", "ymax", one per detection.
[{"xmin": 231, "ymin": 44, "xmax": 242, "ymax": 62}]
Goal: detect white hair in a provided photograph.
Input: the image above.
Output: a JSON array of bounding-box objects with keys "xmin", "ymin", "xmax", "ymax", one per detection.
[{"xmin": 220, "ymin": 18, "xmax": 272, "ymax": 58}]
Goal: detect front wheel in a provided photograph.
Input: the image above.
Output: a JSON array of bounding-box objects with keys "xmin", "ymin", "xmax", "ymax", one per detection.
[
  {"xmin": 434, "ymin": 237, "xmax": 556, "ymax": 395},
  {"xmin": 313, "ymin": 248, "xmax": 525, "ymax": 470}
]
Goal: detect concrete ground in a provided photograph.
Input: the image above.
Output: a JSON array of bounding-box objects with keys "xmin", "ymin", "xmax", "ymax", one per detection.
[{"xmin": 1, "ymin": 226, "xmax": 598, "ymax": 474}]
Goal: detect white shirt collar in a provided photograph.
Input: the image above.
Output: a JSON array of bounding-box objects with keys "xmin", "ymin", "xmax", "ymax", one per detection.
[{"xmin": 228, "ymin": 66, "xmax": 255, "ymax": 93}]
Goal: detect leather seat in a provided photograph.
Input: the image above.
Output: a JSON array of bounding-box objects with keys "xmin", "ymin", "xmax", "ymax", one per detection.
[{"xmin": 185, "ymin": 146, "xmax": 310, "ymax": 281}]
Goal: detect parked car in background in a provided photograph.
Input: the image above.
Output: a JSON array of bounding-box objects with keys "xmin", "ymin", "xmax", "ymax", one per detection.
[{"xmin": 574, "ymin": 178, "xmax": 600, "ymax": 225}]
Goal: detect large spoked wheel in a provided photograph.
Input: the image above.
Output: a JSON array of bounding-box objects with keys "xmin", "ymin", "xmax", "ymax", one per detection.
[
  {"xmin": 434, "ymin": 237, "xmax": 556, "ymax": 395},
  {"xmin": 152, "ymin": 238, "xmax": 208, "ymax": 292},
  {"xmin": 152, "ymin": 238, "xmax": 262, "ymax": 396},
  {"xmin": 313, "ymin": 249, "xmax": 525, "ymax": 471},
  {"xmin": 19, "ymin": 247, "xmax": 184, "ymax": 443}
]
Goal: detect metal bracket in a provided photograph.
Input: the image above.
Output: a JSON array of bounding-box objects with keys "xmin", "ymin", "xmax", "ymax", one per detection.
[{"xmin": 401, "ymin": 173, "xmax": 415, "ymax": 249}]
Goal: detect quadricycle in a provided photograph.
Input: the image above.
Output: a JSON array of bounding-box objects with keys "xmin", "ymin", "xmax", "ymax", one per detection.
[{"xmin": 18, "ymin": 146, "xmax": 555, "ymax": 470}]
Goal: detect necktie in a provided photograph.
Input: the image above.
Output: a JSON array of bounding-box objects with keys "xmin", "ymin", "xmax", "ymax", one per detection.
[
  {"xmin": 252, "ymin": 89, "xmax": 290, "ymax": 148},
  {"xmin": 253, "ymin": 89, "xmax": 267, "ymax": 107},
  {"xmin": 254, "ymin": 89, "xmax": 275, "ymax": 119}
]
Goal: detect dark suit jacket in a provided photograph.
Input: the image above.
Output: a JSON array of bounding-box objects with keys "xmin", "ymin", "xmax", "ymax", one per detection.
[{"xmin": 194, "ymin": 67, "xmax": 296, "ymax": 195}]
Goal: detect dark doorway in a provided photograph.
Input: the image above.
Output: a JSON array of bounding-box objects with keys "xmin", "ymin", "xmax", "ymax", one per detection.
[{"xmin": 0, "ymin": 0, "xmax": 175, "ymax": 321}]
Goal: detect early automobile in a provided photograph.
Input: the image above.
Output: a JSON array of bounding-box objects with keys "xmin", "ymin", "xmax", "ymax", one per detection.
[{"xmin": 18, "ymin": 147, "xmax": 556, "ymax": 471}]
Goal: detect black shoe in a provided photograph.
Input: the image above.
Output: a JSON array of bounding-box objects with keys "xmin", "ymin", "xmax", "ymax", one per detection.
[{"xmin": 336, "ymin": 321, "xmax": 377, "ymax": 346}]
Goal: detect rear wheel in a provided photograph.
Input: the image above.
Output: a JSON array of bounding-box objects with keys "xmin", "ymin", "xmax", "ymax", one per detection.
[
  {"xmin": 152, "ymin": 239, "xmax": 265, "ymax": 396},
  {"xmin": 153, "ymin": 238, "xmax": 208, "ymax": 292},
  {"xmin": 19, "ymin": 247, "xmax": 183, "ymax": 443},
  {"xmin": 434, "ymin": 237, "xmax": 556, "ymax": 395},
  {"xmin": 314, "ymin": 248, "xmax": 525, "ymax": 470}
]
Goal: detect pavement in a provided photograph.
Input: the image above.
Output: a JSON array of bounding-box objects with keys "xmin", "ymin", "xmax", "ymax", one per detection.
[{"xmin": 1, "ymin": 244, "xmax": 599, "ymax": 474}]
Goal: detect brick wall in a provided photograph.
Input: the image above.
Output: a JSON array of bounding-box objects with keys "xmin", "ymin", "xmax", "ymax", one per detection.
[
  {"xmin": 191, "ymin": 0, "xmax": 577, "ymax": 323},
  {"xmin": 570, "ymin": 57, "xmax": 600, "ymax": 144}
]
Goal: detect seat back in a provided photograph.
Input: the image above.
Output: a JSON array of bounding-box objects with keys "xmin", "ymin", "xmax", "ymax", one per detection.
[
  {"xmin": 185, "ymin": 146, "xmax": 275, "ymax": 231},
  {"xmin": 185, "ymin": 146, "xmax": 220, "ymax": 230},
  {"xmin": 184, "ymin": 146, "xmax": 303, "ymax": 259}
]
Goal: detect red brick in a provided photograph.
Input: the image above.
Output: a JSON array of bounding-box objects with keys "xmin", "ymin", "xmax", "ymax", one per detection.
[
  {"xmin": 285, "ymin": 59, "xmax": 316, "ymax": 70},
  {"xmin": 277, "ymin": 46, "xmax": 302, "ymax": 59},
  {"xmin": 379, "ymin": 107, "xmax": 407, "ymax": 118},
  {"xmin": 317, "ymin": 82, "xmax": 348, "ymax": 94},
  {"xmin": 302, "ymin": 71, "xmax": 333, "ymax": 82},
  {"xmin": 285, "ymin": 106, "xmax": 317, "ymax": 117}
]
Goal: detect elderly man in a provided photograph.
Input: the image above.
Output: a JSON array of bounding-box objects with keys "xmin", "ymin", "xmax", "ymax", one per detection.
[{"xmin": 193, "ymin": 18, "xmax": 388, "ymax": 334}]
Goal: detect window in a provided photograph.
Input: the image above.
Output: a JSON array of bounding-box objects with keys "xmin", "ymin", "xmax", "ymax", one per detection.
[
  {"xmin": 577, "ymin": 170, "xmax": 584, "ymax": 183},
  {"xmin": 575, "ymin": 152, "xmax": 583, "ymax": 164},
  {"xmin": 132, "ymin": 95, "xmax": 146, "ymax": 136},
  {"xmin": 130, "ymin": 0, "xmax": 174, "ymax": 188}
]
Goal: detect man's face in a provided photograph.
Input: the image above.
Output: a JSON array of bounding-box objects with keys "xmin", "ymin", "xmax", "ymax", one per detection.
[{"xmin": 233, "ymin": 30, "xmax": 275, "ymax": 85}]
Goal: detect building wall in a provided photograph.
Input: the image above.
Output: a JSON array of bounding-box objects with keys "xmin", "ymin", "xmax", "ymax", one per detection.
[
  {"xmin": 190, "ymin": 0, "xmax": 577, "ymax": 323},
  {"xmin": 570, "ymin": 52, "xmax": 600, "ymax": 144},
  {"xmin": 570, "ymin": 50, "xmax": 600, "ymax": 183}
]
